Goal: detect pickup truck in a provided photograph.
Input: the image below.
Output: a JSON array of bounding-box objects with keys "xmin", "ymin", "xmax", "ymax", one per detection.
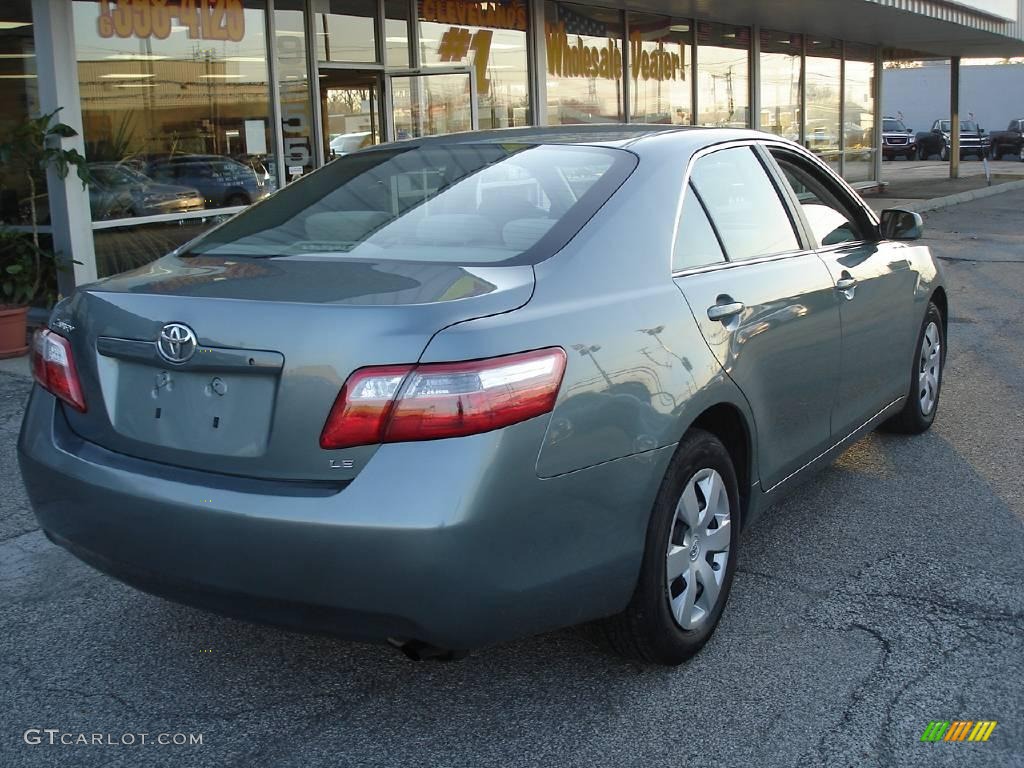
[
  {"xmin": 987, "ymin": 119, "xmax": 1024, "ymax": 161},
  {"xmin": 915, "ymin": 119, "xmax": 989, "ymax": 161}
]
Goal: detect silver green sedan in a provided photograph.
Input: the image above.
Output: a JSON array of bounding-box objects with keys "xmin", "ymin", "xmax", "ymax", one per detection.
[{"xmin": 19, "ymin": 126, "xmax": 946, "ymax": 665}]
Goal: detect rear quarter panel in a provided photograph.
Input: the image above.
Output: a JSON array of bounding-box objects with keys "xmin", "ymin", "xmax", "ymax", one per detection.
[{"xmin": 420, "ymin": 134, "xmax": 758, "ymax": 481}]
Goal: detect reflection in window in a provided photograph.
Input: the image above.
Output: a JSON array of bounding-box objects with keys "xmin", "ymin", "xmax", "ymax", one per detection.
[
  {"xmin": 385, "ymin": 0, "xmax": 410, "ymax": 67},
  {"xmin": 674, "ymin": 185, "xmax": 724, "ymax": 271},
  {"xmin": 805, "ymin": 38, "xmax": 841, "ymax": 169},
  {"xmin": 544, "ymin": 2, "xmax": 623, "ymax": 125},
  {"xmin": 419, "ymin": 0, "xmax": 529, "ymax": 130},
  {"xmin": 696, "ymin": 23, "xmax": 749, "ymax": 128},
  {"xmin": 0, "ymin": 0, "xmax": 39, "ymax": 225},
  {"xmin": 73, "ymin": 0, "xmax": 275, "ymax": 275},
  {"xmin": 276, "ymin": 0, "xmax": 315, "ymax": 180},
  {"xmin": 627, "ymin": 14, "xmax": 691, "ymax": 124},
  {"xmin": 314, "ymin": 0, "xmax": 377, "ymax": 63},
  {"xmin": 844, "ymin": 44, "xmax": 876, "ymax": 182},
  {"xmin": 690, "ymin": 147, "xmax": 798, "ymax": 260},
  {"xmin": 759, "ymin": 30, "xmax": 801, "ymax": 141}
]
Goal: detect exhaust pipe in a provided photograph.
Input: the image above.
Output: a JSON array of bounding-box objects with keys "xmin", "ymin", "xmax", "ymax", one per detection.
[{"xmin": 387, "ymin": 638, "xmax": 468, "ymax": 662}]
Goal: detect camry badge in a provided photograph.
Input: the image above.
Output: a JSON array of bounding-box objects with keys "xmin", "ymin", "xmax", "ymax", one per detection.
[{"xmin": 157, "ymin": 322, "xmax": 198, "ymax": 364}]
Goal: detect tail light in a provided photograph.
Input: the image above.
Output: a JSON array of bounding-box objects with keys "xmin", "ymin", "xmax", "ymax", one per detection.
[
  {"xmin": 31, "ymin": 329, "xmax": 87, "ymax": 413},
  {"xmin": 320, "ymin": 348, "xmax": 567, "ymax": 450}
]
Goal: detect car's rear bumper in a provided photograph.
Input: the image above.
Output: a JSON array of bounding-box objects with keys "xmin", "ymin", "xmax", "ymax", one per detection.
[{"xmin": 18, "ymin": 388, "xmax": 672, "ymax": 649}]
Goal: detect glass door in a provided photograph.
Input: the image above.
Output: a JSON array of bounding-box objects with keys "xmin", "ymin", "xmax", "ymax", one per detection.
[
  {"xmin": 388, "ymin": 71, "xmax": 477, "ymax": 140},
  {"xmin": 320, "ymin": 69, "xmax": 383, "ymax": 162}
]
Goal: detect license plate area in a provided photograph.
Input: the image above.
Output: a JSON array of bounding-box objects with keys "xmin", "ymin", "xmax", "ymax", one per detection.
[{"xmin": 108, "ymin": 361, "xmax": 278, "ymax": 457}]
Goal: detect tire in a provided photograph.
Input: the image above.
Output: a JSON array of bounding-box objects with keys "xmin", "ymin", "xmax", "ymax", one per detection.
[
  {"xmin": 917, "ymin": 145, "xmax": 929, "ymax": 161},
  {"xmin": 1019, "ymin": 145, "xmax": 1024, "ymax": 162},
  {"xmin": 940, "ymin": 144, "xmax": 950, "ymax": 161},
  {"xmin": 990, "ymin": 145, "xmax": 1000, "ymax": 160},
  {"xmin": 881, "ymin": 302, "xmax": 945, "ymax": 434},
  {"xmin": 905, "ymin": 151, "xmax": 916, "ymax": 161},
  {"xmin": 601, "ymin": 429, "xmax": 740, "ymax": 665}
]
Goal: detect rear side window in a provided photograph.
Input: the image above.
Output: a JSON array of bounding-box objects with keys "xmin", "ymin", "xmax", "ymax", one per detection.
[
  {"xmin": 185, "ymin": 144, "xmax": 636, "ymax": 266},
  {"xmin": 673, "ymin": 184, "xmax": 725, "ymax": 271},
  {"xmin": 689, "ymin": 147, "xmax": 799, "ymax": 261}
]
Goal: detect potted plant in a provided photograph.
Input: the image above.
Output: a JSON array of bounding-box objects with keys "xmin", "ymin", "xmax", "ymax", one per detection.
[{"xmin": 0, "ymin": 108, "xmax": 90, "ymax": 357}]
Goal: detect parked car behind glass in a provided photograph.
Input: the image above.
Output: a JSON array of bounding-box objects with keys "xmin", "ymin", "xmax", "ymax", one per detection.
[
  {"xmin": 147, "ymin": 155, "xmax": 271, "ymax": 209},
  {"xmin": 90, "ymin": 163, "xmax": 204, "ymax": 217},
  {"xmin": 20, "ymin": 126, "xmax": 947, "ymax": 665}
]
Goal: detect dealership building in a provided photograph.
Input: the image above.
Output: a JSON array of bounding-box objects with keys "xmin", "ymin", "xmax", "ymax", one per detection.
[{"xmin": 2, "ymin": 0, "xmax": 1023, "ymax": 293}]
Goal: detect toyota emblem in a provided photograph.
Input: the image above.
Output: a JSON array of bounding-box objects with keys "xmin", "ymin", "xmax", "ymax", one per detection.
[{"xmin": 157, "ymin": 322, "xmax": 198, "ymax": 364}]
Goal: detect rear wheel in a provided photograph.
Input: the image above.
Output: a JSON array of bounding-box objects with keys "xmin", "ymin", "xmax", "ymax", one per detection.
[
  {"xmin": 601, "ymin": 429, "xmax": 740, "ymax": 665},
  {"xmin": 881, "ymin": 302, "xmax": 944, "ymax": 434}
]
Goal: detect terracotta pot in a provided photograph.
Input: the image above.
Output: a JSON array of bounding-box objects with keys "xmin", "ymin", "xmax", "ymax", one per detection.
[{"xmin": 0, "ymin": 305, "xmax": 30, "ymax": 359}]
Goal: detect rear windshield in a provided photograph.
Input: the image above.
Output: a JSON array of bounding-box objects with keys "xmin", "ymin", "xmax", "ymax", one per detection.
[
  {"xmin": 183, "ymin": 143, "xmax": 636, "ymax": 266},
  {"xmin": 939, "ymin": 121, "xmax": 978, "ymax": 132}
]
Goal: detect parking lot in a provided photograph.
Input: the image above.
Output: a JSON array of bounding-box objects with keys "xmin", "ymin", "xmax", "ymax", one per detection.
[{"xmin": 1, "ymin": 191, "xmax": 1022, "ymax": 767}]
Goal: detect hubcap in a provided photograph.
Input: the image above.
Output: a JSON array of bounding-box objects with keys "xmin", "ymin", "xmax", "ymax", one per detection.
[
  {"xmin": 666, "ymin": 468, "xmax": 731, "ymax": 630},
  {"xmin": 918, "ymin": 321, "xmax": 942, "ymax": 415}
]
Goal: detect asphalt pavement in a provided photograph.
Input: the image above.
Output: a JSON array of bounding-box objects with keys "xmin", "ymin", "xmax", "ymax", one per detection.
[{"xmin": 1, "ymin": 192, "xmax": 1022, "ymax": 768}]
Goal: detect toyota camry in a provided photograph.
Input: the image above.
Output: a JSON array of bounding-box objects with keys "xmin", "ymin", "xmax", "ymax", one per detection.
[{"xmin": 18, "ymin": 126, "xmax": 946, "ymax": 665}]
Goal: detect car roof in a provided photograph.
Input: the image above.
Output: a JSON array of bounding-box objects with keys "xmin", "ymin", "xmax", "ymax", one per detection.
[{"xmin": 373, "ymin": 124, "xmax": 773, "ymax": 155}]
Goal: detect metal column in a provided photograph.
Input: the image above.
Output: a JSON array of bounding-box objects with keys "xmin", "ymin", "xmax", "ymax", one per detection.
[
  {"xmin": 950, "ymin": 56, "xmax": 960, "ymax": 179},
  {"xmin": 31, "ymin": 0, "xmax": 97, "ymax": 294}
]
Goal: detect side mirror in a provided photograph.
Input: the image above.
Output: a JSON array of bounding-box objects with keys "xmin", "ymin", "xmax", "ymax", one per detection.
[
  {"xmin": 907, "ymin": 129, "xmax": 913, "ymax": 134},
  {"xmin": 880, "ymin": 209, "xmax": 923, "ymax": 241}
]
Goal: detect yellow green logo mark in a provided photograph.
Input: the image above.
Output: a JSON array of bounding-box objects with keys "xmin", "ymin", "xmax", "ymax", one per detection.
[{"xmin": 920, "ymin": 721, "xmax": 997, "ymax": 742}]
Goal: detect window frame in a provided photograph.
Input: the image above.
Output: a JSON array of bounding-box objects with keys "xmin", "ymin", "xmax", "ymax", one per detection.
[{"xmin": 671, "ymin": 141, "xmax": 804, "ymax": 275}]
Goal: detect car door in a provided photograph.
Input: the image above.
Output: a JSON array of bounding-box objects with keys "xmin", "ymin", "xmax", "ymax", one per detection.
[
  {"xmin": 672, "ymin": 143, "xmax": 842, "ymax": 491},
  {"xmin": 766, "ymin": 146, "xmax": 919, "ymax": 440}
]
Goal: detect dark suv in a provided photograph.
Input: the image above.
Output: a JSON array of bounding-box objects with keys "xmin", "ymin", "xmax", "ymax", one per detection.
[
  {"xmin": 146, "ymin": 155, "xmax": 271, "ymax": 209},
  {"xmin": 881, "ymin": 117, "xmax": 917, "ymax": 161}
]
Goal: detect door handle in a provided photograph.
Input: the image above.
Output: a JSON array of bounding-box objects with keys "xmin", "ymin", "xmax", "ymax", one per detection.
[
  {"xmin": 707, "ymin": 302, "xmax": 745, "ymax": 322},
  {"xmin": 835, "ymin": 277, "xmax": 857, "ymax": 291}
]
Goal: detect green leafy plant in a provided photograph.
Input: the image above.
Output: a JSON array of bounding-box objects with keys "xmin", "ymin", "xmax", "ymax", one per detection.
[
  {"xmin": 0, "ymin": 108, "xmax": 91, "ymax": 307},
  {"xmin": 0, "ymin": 228, "xmax": 47, "ymax": 307}
]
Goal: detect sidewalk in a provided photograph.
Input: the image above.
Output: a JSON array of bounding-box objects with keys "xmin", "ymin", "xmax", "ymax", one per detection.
[
  {"xmin": 0, "ymin": 355, "xmax": 30, "ymax": 379},
  {"xmin": 864, "ymin": 158, "xmax": 1024, "ymax": 212}
]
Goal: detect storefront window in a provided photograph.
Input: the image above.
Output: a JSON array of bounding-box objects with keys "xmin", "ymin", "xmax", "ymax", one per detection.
[
  {"xmin": 544, "ymin": 2, "xmax": 623, "ymax": 125},
  {"xmin": 419, "ymin": 0, "xmax": 530, "ymax": 130},
  {"xmin": 696, "ymin": 22, "xmax": 749, "ymax": 128},
  {"xmin": 275, "ymin": 0, "xmax": 315, "ymax": 182},
  {"xmin": 759, "ymin": 30, "xmax": 801, "ymax": 141},
  {"xmin": 73, "ymin": 0, "xmax": 275, "ymax": 275},
  {"xmin": 314, "ymin": 0, "xmax": 378, "ymax": 63},
  {"xmin": 844, "ymin": 44, "xmax": 876, "ymax": 182},
  {"xmin": 0, "ymin": 0, "xmax": 40, "ymax": 225},
  {"xmin": 805, "ymin": 38, "xmax": 842, "ymax": 169},
  {"xmin": 385, "ymin": 0, "xmax": 410, "ymax": 67},
  {"xmin": 626, "ymin": 14, "xmax": 691, "ymax": 124}
]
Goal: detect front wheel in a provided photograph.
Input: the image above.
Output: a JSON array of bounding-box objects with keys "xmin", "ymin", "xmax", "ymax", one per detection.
[
  {"xmin": 881, "ymin": 302, "xmax": 945, "ymax": 434},
  {"xmin": 940, "ymin": 144, "xmax": 950, "ymax": 161},
  {"xmin": 917, "ymin": 145, "xmax": 929, "ymax": 161},
  {"xmin": 601, "ymin": 429, "xmax": 740, "ymax": 665},
  {"xmin": 1019, "ymin": 145, "xmax": 1024, "ymax": 162}
]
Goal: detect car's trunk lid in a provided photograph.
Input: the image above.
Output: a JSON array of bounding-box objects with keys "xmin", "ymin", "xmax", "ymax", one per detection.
[{"xmin": 53, "ymin": 254, "xmax": 534, "ymax": 483}]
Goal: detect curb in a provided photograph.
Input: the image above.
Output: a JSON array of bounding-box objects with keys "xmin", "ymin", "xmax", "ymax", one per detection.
[{"xmin": 905, "ymin": 178, "xmax": 1024, "ymax": 213}]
